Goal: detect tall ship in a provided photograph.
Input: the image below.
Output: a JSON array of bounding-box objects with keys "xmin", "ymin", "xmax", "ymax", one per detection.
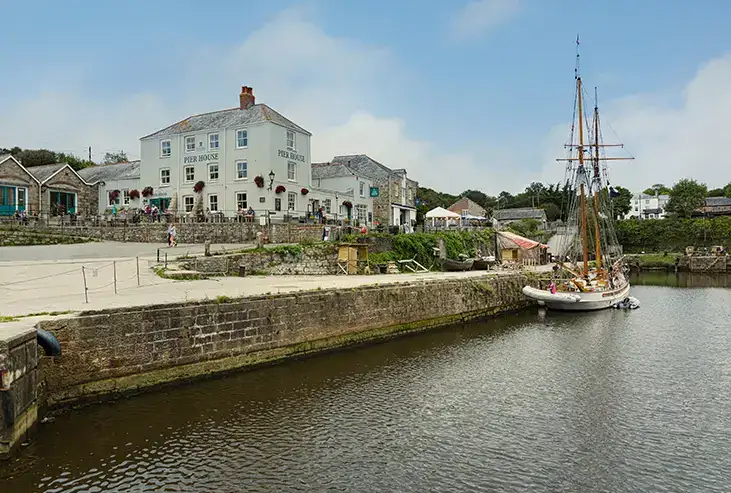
[{"xmin": 523, "ymin": 38, "xmax": 634, "ymax": 311}]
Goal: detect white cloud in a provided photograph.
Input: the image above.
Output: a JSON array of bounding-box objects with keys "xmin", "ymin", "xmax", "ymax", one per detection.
[
  {"xmin": 448, "ymin": 0, "xmax": 522, "ymax": 41},
  {"xmin": 539, "ymin": 55, "xmax": 731, "ymax": 193},
  {"xmin": 1, "ymin": 7, "xmax": 730, "ymax": 198}
]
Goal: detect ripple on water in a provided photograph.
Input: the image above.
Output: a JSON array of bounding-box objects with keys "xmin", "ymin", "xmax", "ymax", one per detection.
[{"xmin": 4, "ymin": 283, "xmax": 731, "ymax": 492}]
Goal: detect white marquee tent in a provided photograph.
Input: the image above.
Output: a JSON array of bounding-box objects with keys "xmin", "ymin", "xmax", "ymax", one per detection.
[{"xmin": 425, "ymin": 206, "xmax": 461, "ymax": 228}]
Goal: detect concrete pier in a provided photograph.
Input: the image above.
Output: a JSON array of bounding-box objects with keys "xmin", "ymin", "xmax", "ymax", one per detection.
[{"xmin": 0, "ymin": 322, "xmax": 39, "ymax": 460}]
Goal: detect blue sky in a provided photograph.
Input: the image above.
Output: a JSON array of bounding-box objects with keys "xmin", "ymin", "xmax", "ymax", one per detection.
[{"xmin": 2, "ymin": 0, "xmax": 730, "ymax": 194}]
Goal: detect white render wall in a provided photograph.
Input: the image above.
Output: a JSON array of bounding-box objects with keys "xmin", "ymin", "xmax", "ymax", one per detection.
[
  {"xmin": 314, "ymin": 174, "xmax": 374, "ymax": 222},
  {"xmin": 139, "ymin": 121, "xmax": 313, "ymax": 216},
  {"xmin": 96, "ymin": 177, "xmax": 141, "ymax": 214}
]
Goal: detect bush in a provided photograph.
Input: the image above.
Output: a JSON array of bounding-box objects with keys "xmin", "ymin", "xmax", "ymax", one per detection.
[{"xmin": 615, "ymin": 217, "xmax": 731, "ymax": 252}]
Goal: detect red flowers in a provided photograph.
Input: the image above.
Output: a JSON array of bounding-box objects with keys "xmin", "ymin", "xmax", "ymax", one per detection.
[
  {"xmin": 275, "ymin": 185, "xmax": 286, "ymax": 194},
  {"xmin": 301, "ymin": 187, "xmax": 309, "ymax": 195},
  {"xmin": 254, "ymin": 175, "xmax": 264, "ymax": 188},
  {"xmin": 342, "ymin": 200, "xmax": 353, "ymax": 208},
  {"xmin": 142, "ymin": 186, "xmax": 154, "ymax": 197},
  {"xmin": 193, "ymin": 181, "xmax": 205, "ymax": 193},
  {"xmin": 129, "ymin": 189, "xmax": 140, "ymax": 199}
]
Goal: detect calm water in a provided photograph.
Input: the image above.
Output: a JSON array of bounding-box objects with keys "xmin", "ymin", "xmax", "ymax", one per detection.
[{"xmin": 2, "ymin": 275, "xmax": 730, "ymax": 492}]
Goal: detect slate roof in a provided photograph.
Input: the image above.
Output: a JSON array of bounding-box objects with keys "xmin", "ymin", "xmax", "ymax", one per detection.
[
  {"xmin": 26, "ymin": 163, "xmax": 68, "ymax": 183},
  {"xmin": 705, "ymin": 197, "xmax": 731, "ymax": 207},
  {"xmin": 141, "ymin": 104, "xmax": 311, "ymax": 140},
  {"xmin": 493, "ymin": 207, "xmax": 547, "ymax": 221},
  {"xmin": 330, "ymin": 154, "xmax": 415, "ymax": 185},
  {"xmin": 311, "ymin": 162, "xmax": 360, "ymax": 180},
  {"xmin": 0, "ymin": 153, "xmax": 11, "ymax": 163},
  {"xmin": 78, "ymin": 161, "xmax": 141, "ymax": 183}
]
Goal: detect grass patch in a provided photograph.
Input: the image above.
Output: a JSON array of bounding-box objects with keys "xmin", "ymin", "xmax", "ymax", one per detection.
[
  {"xmin": 0, "ymin": 310, "xmax": 74, "ymax": 323},
  {"xmin": 215, "ymin": 295, "xmax": 233, "ymax": 304},
  {"xmin": 627, "ymin": 253, "xmax": 681, "ymax": 269}
]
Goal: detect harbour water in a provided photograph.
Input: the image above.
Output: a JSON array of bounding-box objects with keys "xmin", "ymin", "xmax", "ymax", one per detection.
[{"xmin": 2, "ymin": 274, "xmax": 730, "ymax": 492}]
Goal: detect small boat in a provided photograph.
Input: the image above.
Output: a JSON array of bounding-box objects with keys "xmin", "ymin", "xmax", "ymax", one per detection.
[
  {"xmin": 473, "ymin": 255, "xmax": 497, "ymax": 270},
  {"xmin": 522, "ymin": 38, "xmax": 634, "ymax": 312},
  {"xmin": 441, "ymin": 258, "xmax": 474, "ymax": 271},
  {"xmin": 614, "ymin": 296, "xmax": 640, "ymax": 309}
]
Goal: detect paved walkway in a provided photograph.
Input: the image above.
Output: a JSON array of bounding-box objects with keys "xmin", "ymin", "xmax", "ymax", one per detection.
[{"xmin": 0, "ymin": 243, "xmax": 551, "ymax": 317}]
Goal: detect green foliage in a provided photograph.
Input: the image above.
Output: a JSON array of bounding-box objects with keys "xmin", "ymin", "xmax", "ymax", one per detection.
[
  {"xmin": 389, "ymin": 230, "xmax": 494, "ymax": 266},
  {"xmin": 666, "ymin": 178, "xmax": 708, "ymax": 218},
  {"xmin": 612, "ymin": 186, "xmax": 633, "ymax": 219},
  {"xmin": 616, "ymin": 216, "xmax": 731, "ymax": 252},
  {"xmin": 103, "ymin": 151, "xmax": 128, "ymax": 164},
  {"xmin": 215, "ymin": 295, "xmax": 233, "ymax": 303},
  {"xmin": 0, "ymin": 146, "xmax": 95, "ymax": 171},
  {"xmin": 541, "ymin": 202, "xmax": 561, "ymax": 221},
  {"xmin": 642, "ymin": 184, "xmax": 672, "ymax": 196}
]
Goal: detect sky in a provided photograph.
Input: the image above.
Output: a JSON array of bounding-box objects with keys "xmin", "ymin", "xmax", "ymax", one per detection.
[{"xmin": 1, "ymin": 0, "xmax": 730, "ymax": 195}]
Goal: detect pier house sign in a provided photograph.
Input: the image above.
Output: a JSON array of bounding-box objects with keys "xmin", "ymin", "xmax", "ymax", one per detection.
[
  {"xmin": 183, "ymin": 152, "xmax": 219, "ymax": 164},
  {"xmin": 277, "ymin": 149, "xmax": 305, "ymax": 162}
]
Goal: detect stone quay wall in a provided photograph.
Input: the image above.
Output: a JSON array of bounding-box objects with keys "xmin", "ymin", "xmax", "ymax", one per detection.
[
  {"xmin": 0, "ymin": 222, "xmax": 329, "ymax": 245},
  {"xmin": 0, "ymin": 323, "xmax": 39, "ymax": 460},
  {"xmin": 38, "ymin": 274, "xmax": 538, "ymax": 408},
  {"xmin": 182, "ymin": 246, "xmax": 339, "ymax": 276}
]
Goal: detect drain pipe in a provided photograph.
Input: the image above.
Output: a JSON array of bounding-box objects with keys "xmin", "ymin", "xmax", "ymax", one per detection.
[{"xmin": 37, "ymin": 328, "xmax": 61, "ymax": 356}]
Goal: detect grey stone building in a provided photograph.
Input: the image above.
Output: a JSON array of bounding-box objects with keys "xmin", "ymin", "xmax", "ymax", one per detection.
[
  {"xmin": 326, "ymin": 154, "xmax": 418, "ymax": 227},
  {"xmin": 0, "ymin": 154, "xmax": 98, "ymax": 217},
  {"xmin": 493, "ymin": 207, "xmax": 548, "ymax": 229}
]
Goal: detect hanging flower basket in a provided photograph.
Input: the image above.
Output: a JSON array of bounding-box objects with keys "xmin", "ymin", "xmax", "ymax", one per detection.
[
  {"xmin": 129, "ymin": 189, "xmax": 140, "ymax": 200},
  {"xmin": 342, "ymin": 200, "xmax": 353, "ymax": 208},
  {"xmin": 275, "ymin": 185, "xmax": 286, "ymax": 194},
  {"xmin": 109, "ymin": 189, "xmax": 120, "ymax": 200},
  {"xmin": 193, "ymin": 181, "xmax": 205, "ymax": 193},
  {"xmin": 254, "ymin": 175, "xmax": 265, "ymax": 188},
  {"xmin": 142, "ymin": 186, "xmax": 154, "ymax": 197},
  {"xmin": 301, "ymin": 187, "xmax": 309, "ymax": 195}
]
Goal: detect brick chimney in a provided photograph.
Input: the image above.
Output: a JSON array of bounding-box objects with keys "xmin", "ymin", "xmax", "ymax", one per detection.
[{"xmin": 239, "ymin": 86, "xmax": 255, "ymax": 110}]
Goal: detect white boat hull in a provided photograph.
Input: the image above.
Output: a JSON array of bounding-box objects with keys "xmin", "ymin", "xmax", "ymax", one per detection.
[{"xmin": 522, "ymin": 283, "xmax": 631, "ymax": 311}]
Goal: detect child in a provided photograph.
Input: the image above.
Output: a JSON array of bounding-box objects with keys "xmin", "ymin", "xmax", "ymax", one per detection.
[{"xmin": 549, "ymin": 281, "xmax": 557, "ymax": 294}]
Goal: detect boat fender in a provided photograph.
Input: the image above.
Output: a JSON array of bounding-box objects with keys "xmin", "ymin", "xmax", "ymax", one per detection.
[{"xmin": 37, "ymin": 328, "xmax": 61, "ymax": 356}]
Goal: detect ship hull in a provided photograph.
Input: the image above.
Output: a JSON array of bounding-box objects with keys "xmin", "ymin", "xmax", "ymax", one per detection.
[{"xmin": 523, "ymin": 282, "xmax": 630, "ymax": 311}]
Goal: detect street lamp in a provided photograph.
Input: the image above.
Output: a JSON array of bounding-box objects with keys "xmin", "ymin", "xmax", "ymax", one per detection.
[{"xmin": 268, "ymin": 170, "xmax": 275, "ymax": 191}]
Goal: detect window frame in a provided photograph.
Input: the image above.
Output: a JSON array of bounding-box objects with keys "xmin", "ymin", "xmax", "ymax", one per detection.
[
  {"xmin": 208, "ymin": 194, "xmax": 218, "ymax": 212},
  {"xmin": 123, "ymin": 190, "xmax": 130, "ymax": 205},
  {"xmin": 287, "ymin": 191, "xmax": 296, "ymax": 211},
  {"xmin": 359, "ymin": 181, "xmax": 365, "ymax": 198},
  {"xmin": 160, "ymin": 168, "xmax": 171, "ymax": 186},
  {"xmin": 208, "ymin": 163, "xmax": 219, "ymax": 182},
  {"xmin": 236, "ymin": 129, "xmax": 248, "ymax": 149},
  {"xmin": 184, "ymin": 165, "xmax": 195, "ymax": 183},
  {"xmin": 235, "ymin": 160, "xmax": 248, "ymax": 181},
  {"xmin": 287, "ymin": 161, "xmax": 296, "ymax": 182},
  {"xmin": 208, "ymin": 132, "xmax": 220, "ymax": 150},
  {"xmin": 286, "ymin": 130, "xmax": 295, "ymax": 150},
  {"xmin": 323, "ymin": 199, "xmax": 331, "ymax": 214},
  {"xmin": 160, "ymin": 139, "xmax": 171, "ymax": 158},
  {"xmin": 184, "ymin": 135, "xmax": 196, "ymax": 153},
  {"xmin": 183, "ymin": 195, "xmax": 194, "ymax": 212},
  {"xmin": 236, "ymin": 192, "xmax": 247, "ymax": 211}
]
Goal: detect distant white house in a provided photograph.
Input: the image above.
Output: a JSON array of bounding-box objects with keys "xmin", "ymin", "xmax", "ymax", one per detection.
[{"xmin": 628, "ymin": 193, "xmax": 670, "ymax": 219}]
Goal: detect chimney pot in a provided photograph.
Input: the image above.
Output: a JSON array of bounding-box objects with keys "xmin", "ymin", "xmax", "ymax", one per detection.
[{"xmin": 239, "ymin": 85, "xmax": 255, "ymax": 110}]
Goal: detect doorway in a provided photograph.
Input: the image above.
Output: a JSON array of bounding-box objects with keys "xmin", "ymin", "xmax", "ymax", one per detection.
[{"xmin": 149, "ymin": 198, "xmax": 171, "ymax": 212}]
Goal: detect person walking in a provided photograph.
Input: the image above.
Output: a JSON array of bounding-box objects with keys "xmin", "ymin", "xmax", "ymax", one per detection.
[{"xmin": 170, "ymin": 225, "xmax": 177, "ymax": 247}]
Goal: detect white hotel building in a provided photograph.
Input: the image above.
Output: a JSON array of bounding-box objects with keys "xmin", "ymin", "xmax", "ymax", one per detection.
[{"xmin": 138, "ymin": 86, "xmax": 371, "ymax": 222}]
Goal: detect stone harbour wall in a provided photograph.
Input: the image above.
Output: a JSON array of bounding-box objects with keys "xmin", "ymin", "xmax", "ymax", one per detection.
[
  {"xmin": 0, "ymin": 323, "xmax": 39, "ymax": 460},
  {"xmin": 38, "ymin": 274, "xmax": 538, "ymax": 408},
  {"xmin": 0, "ymin": 222, "xmax": 331, "ymax": 245},
  {"xmin": 182, "ymin": 246, "xmax": 339, "ymax": 276}
]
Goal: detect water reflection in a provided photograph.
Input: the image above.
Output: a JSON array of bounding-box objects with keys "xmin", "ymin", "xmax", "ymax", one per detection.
[
  {"xmin": 2, "ymin": 278, "xmax": 730, "ymax": 492},
  {"xmin": 630, "ymin": 270, "xmax": 731, "ymax": 288}
]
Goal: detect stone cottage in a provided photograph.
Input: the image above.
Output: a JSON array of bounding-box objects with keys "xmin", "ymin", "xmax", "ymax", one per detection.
[
  {"xmin": 0, "ymin": 154, "xmax": 98, "ymax": 217},
  {"xmin": 321, "ymin": 154, "xmax": 418, "ymax": 227}
]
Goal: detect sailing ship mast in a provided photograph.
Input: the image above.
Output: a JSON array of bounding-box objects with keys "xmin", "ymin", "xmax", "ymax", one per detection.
[{"xmin": 557, "ymin": 36, "xmax": 634, "ymax": 276}]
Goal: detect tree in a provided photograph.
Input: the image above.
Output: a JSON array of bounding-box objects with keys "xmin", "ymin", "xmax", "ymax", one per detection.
[
  {"xmin": 16, "ymin": 149, "xmax": 57, "ymax": 167},
  {"xmin": 541, "ymin": 202, "xmax": 561, "ymax": 221},
  {"xmin": 724, "ymin": 183, "xmax": 731, "ymax": 198},
  {"xmin": 612, "ymin": 186, "xmax": 633, "ymax": 219},
  {"xmin": 707, "ymin": 188, "xmax": 725, "ymax": 197},
  {"xmin": 642, "ymin": 184, "xmax": 671, "ymax": 196},
  {"xmin": 103, "ymin": 151, "xmax": 128, "ymax": 164},
  {"xmin": 666, "ymin": 179, "xmax": 708, "ymax": 218}
]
